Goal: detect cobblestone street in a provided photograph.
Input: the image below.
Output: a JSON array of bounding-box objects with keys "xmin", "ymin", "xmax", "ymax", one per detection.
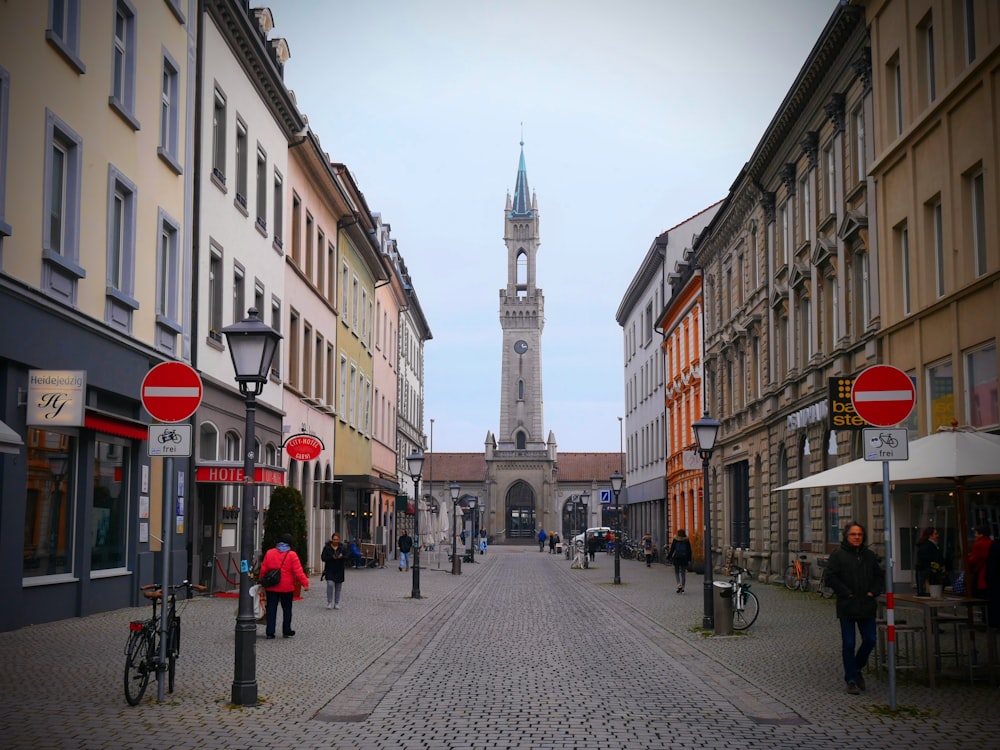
[{"xmin": 0, "ymin": 547, "xmax": 995, "ymax": 749}]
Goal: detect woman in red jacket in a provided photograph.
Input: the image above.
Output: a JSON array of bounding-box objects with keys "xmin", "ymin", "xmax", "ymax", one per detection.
[
  {"xmin": 260, "ymin": 533, "xmax": 310, "ymax": 639},
  {"xmin": 968, "ymin": 524, "xmax": 993, "ymax": 599}
]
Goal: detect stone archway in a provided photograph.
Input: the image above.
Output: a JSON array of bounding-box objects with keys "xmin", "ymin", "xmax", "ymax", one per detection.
[{"xmin": 504, "ymin": 480, "xmax": 536, "ymax": 541}]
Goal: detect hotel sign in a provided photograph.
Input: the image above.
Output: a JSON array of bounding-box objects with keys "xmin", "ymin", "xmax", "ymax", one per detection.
[
  {"xmin": 27, "ymin": 370, "xmax": 86, "ymax": 427},
  {"xmin": 195, "ymin": 465, "xmax": 285, "ymax": 485}
]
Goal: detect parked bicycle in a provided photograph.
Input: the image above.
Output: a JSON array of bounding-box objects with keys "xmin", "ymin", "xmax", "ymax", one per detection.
[
  {"xmin": 784, "ymin": 552, "xmax": 813, "ymax": 593},
  {"xmin": 728, "ymin": 565, "xmax": 760, "ymax": 630},
  {"xmin": 124, "ymin": 580, "xmax": 206, "ymax": 706}
]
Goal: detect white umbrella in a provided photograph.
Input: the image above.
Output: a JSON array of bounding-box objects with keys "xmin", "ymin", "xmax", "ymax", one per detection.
[{"xmin": 774, "ymin": 428, "xmax": 1000, "ymax": 491}]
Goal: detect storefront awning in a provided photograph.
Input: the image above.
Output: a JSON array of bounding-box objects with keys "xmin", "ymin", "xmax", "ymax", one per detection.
[
  {"xmin": 0, "ymin": 419, "xmax": 23, "ymax": 455},
  {"xmin": 84, "ymin": 411, "xmax": 149, "ymax": 441}
]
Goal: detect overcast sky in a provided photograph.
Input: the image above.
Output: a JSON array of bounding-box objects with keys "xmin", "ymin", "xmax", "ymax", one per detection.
[{"xmin": 268, "ymin": 0, "xmax": 837, "ymax": 452}]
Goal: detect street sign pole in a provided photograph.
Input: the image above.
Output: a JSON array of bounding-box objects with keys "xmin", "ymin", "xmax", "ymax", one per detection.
[{"xmin": 853, "ymin": 365, "xmax": 915, "ymax": 713}]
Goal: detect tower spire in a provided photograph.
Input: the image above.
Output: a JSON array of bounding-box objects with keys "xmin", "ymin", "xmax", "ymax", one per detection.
[{"xmin": 510, "ymin": 137, "xmax": 533, "ymax": 218}]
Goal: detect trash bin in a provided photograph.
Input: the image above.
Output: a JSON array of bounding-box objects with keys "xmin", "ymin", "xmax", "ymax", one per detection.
[{"xmin": 713, "ymin": 580, "xmax": 734, "ymax": 636}]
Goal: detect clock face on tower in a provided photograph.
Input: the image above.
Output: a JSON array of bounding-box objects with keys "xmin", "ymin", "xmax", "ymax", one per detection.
[{"xmin": 513, "ymin": 340, "xmax": 528, "ymax": 354}]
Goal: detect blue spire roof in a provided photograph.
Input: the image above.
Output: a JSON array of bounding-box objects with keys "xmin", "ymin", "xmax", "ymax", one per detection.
[{"xmin": 510, "ymin": 140, "xmax": 534, "ymax": 218}]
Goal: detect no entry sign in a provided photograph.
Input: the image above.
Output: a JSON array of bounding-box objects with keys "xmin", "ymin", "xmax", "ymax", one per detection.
[
  {"xmin": 141, "ymin": 362, "xmax": 203, "ymax": 423},
  {"xmin": 850, "ymin": 365, "xmax": 915, "ymax": 427}
]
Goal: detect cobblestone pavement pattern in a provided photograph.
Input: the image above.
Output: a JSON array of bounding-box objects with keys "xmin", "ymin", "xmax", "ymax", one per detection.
[{"xmin": 0, "ymin": 547, "xmax": 995, "ymax": 749}]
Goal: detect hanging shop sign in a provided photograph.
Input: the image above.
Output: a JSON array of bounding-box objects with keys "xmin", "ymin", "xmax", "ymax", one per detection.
[
  {"xmin": 27, "ymin": 370, "xmax": 86, "ymax": 427},
  {"xmin": 283, "ymin": 433, "xmax": 324, "ymax": 461}
]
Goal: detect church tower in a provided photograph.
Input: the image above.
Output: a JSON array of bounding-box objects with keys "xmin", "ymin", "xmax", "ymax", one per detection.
[{"xmin": 498, "ymin": 142, "xmax": 545, "ymax": 450}]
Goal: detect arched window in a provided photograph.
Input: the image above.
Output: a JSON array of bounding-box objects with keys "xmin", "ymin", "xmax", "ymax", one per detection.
[
  {"xmin": 198, "ymin": 422, "xmax": 218, "ymax": 460},
  {"xmin": 515, "ymin": 431, "xmax": 526, "ymax": 450},
  {"xmin": 517, "ymin": 379, "xmax": 524, "ymax": 399}
]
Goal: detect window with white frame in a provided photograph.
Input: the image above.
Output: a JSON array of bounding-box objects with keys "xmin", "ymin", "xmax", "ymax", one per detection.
[
  {"xmin": 288, "ymin": 310, "xmax": 300, "ymax": 388},
  {"xmin": 47, "ymin": 0, "xmax": 84, "ymax": 73},
  {"xmin": 234, "ymin": 117, "xmax": 248, "ymax": 211},
  {"xmin": 43, "ymin": 110, "xmax": 84, "ymax": 299},
  {"xmin": 208, "ymin": 243, "xmax": 222, "ymax": 340},
  {"xmin": 211, "ymin": 86, "xmax": 226, "ymax": 185},
  {"xmin": 232, "ymin": 263, "xmax": 245, "ymax": 325},
  {"xmin": 926, "ymin": 359, "xmax": 954, "ymax": 432},
  {"xmin": 106, "ymin": 165, "xmax": 136, "ymax": 300},
  {"xmin": 158, "ymin": 52, "xmax": 181, "ymax": 172},
  {"xmin": 255, "ymin": 146, "xmax": 267, "ymax": 233},
  {"xmin": 109, "ymin": 0, "xmax": 138, "ymax": 128},
  {"xmin": 780, "ymin": 203, "xmax": 790, "ymax": 265},
  {"xmin": 339, "ymin": 355, "xmax": 348, "ymax": 418},
  {"xmin": 349, "ymin": 364, "xmax": 357, "ymax": 426},
  {"xmin": 930, "ymin": 198, "xmax": 944, "ymax": 298},
  {"xmin": 897, "ymin": 223, "xmax": 911, "ymax": 315},
  {"xmin": 352, "ymin": 276, "xmax": 359, "ymax": 332},
  {"xmin": 919, "ymin": 13, "xmax": 936, "ymax": 105},
  {"xmin": 853, "ymin": 107, "xmax": 866, "ymax": 183},
  {"xmin": 341, "ymin": 261, "xmax": 349, "ymax": 321},
  {"xmin": 966, "ymin": 343, "xmax": 998, "ymax": 428},
  {"xmin": 273, "ymin": 169, "xmax": 283, "ymax": 249},
  {"xmin": 825, "ymin": 144, "xmax": 836, "ymax": 215},
  {"xmin": 970, "ymin": 169, "xmax": 986, "ymax": 277},
  {"xmin": 156, "ymin": 209, "xmax": 180, "ymax": 325}
]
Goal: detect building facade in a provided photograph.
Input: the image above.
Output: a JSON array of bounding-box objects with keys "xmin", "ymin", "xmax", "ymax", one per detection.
[
  {"xmin": 695, "ymin": 4, "xmax": 880, "ymax": 577},
  {"xmin": 0, "ymin": 0, "xmax": 195, "ymax": 629},
  {"xmin": 619, "ymin": 204, "xmax": 720, "ymax": 551}
]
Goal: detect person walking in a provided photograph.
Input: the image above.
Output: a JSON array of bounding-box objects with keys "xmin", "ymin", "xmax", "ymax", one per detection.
[
  {"xmin": 538, "ymin": 528, "xmax": 547, "ymax": 552},
  {"xmin": 824, "ymin": 521, "xmax": 883, "ymax": 695},
  {"xmin": 398, "ymin": 530, "xmax": 413, "ymax": 572},
  {"xmin": 913, "ymin": 527, "xmax": 943, "ymax": 596},
  {"xmin": 260, "ymin": 533, "xmax": 310, "ymax": 639},
  {"xmin": 321, "ymin": 532, "xmax": 347, "ymax": 609},
  {"xmin": 587, "ymin": 532, "xmax": 600, "ymax": 562},
  {"xmin": 548, "ymin": 531, "xmax": 558, "ymax": 554},
  {"xmin": 665, "ymin": 529, "xmax": 692, "ymax": 592},
  {"xmin": 642, "ymin": 532, "xmax": 654, "ymax": 567},
  {"xmin": 479, "ymin": 528, "xmax": 488, "ymax": 555}
]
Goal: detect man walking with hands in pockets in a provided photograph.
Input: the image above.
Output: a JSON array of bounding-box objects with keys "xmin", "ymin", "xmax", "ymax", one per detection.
[{"xmin": 825, "ymin": 521, "xmax": 883, "ymax": 695}]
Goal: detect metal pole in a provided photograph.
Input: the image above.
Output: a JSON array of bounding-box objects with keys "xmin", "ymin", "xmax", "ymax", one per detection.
[
  {"xmin": 156, "ymin": 456, "xmax": 174, "ymax": 702},
  {"xmin": 469, "ymin": 505, "xmax": 477, "ymax": 563},
  {"xmin": 613, "ymin": 488, "xmax": 621, "ymax": 584},
  {"xmin": 451, "ymin": 497, "xmax": 459, "ymax": 575},
  {"xmin": 411, "ymin": 475, "xmax": 421, "ymax": 598},
  {"xmin": 231, "ymin": 392, "xmax": 258, "ymax": 705},
  {"xmin": 882, "ymin": 460, "xmax": 897, "ymax": 711},
  {"xmin": 702, "ymin": 454, "xmax": 714, "ymax": 630}
]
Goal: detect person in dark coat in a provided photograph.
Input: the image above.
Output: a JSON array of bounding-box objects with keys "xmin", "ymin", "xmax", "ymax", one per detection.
[
  {"xmin": 913, "ymin": 527, "xmax": 943, "ymax": 596},
  {"xmin": 824, "ymin": 521, "xmax": 883, "ymax": 695},
  {"xmin": 666, "ymin": 530, "xmax": 692, "ymax": 593},
  {"xmin": 321, "ymin": 533, "xmax": 347, "ymax": 610}
]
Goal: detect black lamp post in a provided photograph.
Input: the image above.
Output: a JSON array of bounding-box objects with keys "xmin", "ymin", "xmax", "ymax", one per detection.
[
  {"xmin": 579, "ymin": 491, "xmax": 589, "ymax": 536},
  {"xmin": 610, "ymin": 472, "xmax": 624, "ymax": 584},
  {"xmin": 450, "ymin": 481, "xmax": 461, "ymax": 575},
  {"xmin": 467, "ymin": 498, "xmax": 477, "ymax": 563},
  {"xmin": 222, "ymin": 307, "xmax": 282, "ymax": 707},
  {"xmin": 407, "ymin": 452, "xmax": 424, "ymax": 598},
  {"xmin": 692, "ymin": 411, "xmax": 721, "ymax": 630}
]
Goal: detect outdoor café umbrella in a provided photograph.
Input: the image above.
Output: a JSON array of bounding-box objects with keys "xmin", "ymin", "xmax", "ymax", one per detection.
[{"xmin": 775, "ymin": 426, "xmax": 1000, "ymax": 575}]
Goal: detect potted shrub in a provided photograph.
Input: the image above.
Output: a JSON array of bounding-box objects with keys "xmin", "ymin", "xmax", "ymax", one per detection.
[
  {"xmin": 263, "ymin": 486, "xmax": 308, "ymax": 592},
  {"xmin": 927, "ymin": 561, "xmax": 947, "ymax": 598}
]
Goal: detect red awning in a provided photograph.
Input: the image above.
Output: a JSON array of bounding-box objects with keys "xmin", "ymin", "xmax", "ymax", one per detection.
[{"xmin": 84, "ymin": 412, "xmax": 149, "ymax": 441}]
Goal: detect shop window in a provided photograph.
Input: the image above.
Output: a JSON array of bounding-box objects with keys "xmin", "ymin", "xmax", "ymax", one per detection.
[
  {"xmin": 92, "ymin": 438, "xmax": 129, "ymax": 570},
  {"xmin": 966, "ymin": 344, "xmax": 998, "ymax": 428},
  {"xmin": 23, "ymin": 429, "xmax": 75, "ymax": 578}
]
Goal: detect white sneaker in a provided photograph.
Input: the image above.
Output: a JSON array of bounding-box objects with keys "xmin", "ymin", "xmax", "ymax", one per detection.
[
  {"xmin": 326, "ymin": 603, "xmax": 333, "ymax": 609},
  {"xmin": 334, "ymin": 603, "xmax": 340, "ymax": 609}
]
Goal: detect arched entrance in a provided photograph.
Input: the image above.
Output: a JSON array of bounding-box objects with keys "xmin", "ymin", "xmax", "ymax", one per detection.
[{"xmin": 505, "ymin": 480, "xmax": 536, "ymax": 541}]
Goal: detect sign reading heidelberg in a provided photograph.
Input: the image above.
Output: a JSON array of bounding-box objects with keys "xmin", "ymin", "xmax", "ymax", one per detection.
[{"xmin": 27, "ymin": 370, "xmax": 86, "ymax": 426}]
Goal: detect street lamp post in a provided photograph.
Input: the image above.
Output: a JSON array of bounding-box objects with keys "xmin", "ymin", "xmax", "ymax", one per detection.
[
  {"xmin": 407, "ymin": 452, "xmax": 424, "ymax": 598},
  {"xmin": 610, "ymin": 472, "xmax": 624, "ymax": 584},
  {"xmin": 692, "ymin": 412, "xmax": 721, "ymax": 630},
  {"xmin": 222, "ymin": 307, "xmax": 282, "ymax": 707},
  {"xmin": 467, "ymin": 498, "xmax": 477, "ymax": 563},
  {"xmin": 450, "ymin": 481, "xmax": 461, "ymax": 574},
  {"xmin": 579, "ymin": 491, "xmax": 590, "ymax": 567}
]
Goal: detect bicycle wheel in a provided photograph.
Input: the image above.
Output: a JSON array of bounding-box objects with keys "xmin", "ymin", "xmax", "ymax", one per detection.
[
  {"xmin": 783, "ymin": 565, "xmax": 799, "ymax": 591},
  {"xmin": 817, "ymin": 581, "xmax": 835, "ymax": 599},
  {"xmin": 124, "ymin": 629, "xmax": 152, "ymax": 706},
  {"xmin": 732, "ymin": 590, "xmax": 760, "ymax": 630},
  {"xmin": 168, "ymin": 616, "xmax": 180, "ymax": 693}
]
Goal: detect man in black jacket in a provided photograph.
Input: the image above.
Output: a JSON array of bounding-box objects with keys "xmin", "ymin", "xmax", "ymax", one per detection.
[{"xmin": 825, "ymin": 521, "xmax": 883, "ymax": 695}]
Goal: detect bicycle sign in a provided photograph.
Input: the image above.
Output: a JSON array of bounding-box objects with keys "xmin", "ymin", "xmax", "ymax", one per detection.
[
  {"xmin": 862, "ymin": 427, "xmax": 908, "ymax": 461},
  {"xmin": 148, "ymin": 424, "xmax": 192, "ymax": 457}
]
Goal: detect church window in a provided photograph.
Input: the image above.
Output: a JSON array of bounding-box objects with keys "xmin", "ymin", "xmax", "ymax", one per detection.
[
  {"xmin": 517, "ymin": 379, "xmax": 524, "ymax": 400},
  {"xmin": 516, "ymin": 250, "xmax": 527, "ymax": 297},
  {"xmin": 515, "ymin": 431, "xmax": 526, "ymax": 450}
]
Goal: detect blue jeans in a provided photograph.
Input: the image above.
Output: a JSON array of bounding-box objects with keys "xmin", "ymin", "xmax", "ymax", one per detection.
[
  {"xmin": 399, "ymin": 551, "xmax": 411, "ymax": 569},
  {"xmin": 839, "ymin": 617, "xmax": 877, "ymax": 683}
]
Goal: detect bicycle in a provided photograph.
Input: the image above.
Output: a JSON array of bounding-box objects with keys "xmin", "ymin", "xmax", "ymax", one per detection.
[
  {"xmin": 784, "ymin": 553, "xmax": 813, "ymax": 593},
  {"xmin": 815, "ymin": 556, "xmax": 834, "ymax": 599},
  {"xmin": 729, "ymin": 565, "xmax": 760, "ymax": 630},
  {"xmin": 124, "ymin": 580, "xmax": 206, "ymax": 706}
]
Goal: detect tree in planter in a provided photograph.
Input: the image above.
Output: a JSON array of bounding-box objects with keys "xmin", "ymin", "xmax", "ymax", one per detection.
[{"xmin": 263, "ymin": 485, "xmax": 308, "ymax": 571}]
